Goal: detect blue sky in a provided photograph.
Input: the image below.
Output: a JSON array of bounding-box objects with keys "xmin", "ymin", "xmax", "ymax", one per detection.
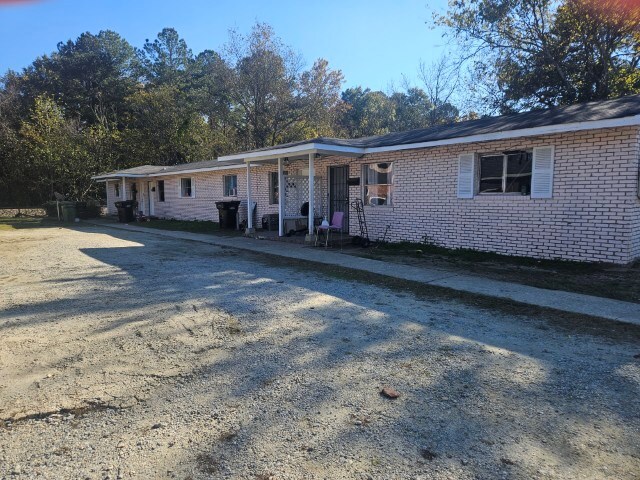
[{"xmin": 0, "ymin": 0, "xmax": 452, "ymax": 91}]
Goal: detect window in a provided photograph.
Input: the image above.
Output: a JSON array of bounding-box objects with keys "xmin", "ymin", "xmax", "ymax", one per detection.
[
  {"xmin": 269, "ymin": 171, "xmax": 287, "ymax": 204},
  {"xmin": 479, "ymin": 151, "xmax": 532, "ymax": 195},
  {"xmin": 157, "ymin": 180, "xmax": 165, "ymax": 202},
  {"xmin": 224, "ymin": 175, "xmax": 237, "ymax": 197},
  {"xmin": 114, "ymin": 183, "xmax": 120, "ymax": 198},
  {"xmin": 363, "ymin": 162, "xmax": 394, "ymax": 206},
  {"xmin": 269, "ymin": 172, "xmax": 279, "ymax": 204},
  {"xmin": 180, "ymin": 178, "xmax": 194, "ymax": 198}
]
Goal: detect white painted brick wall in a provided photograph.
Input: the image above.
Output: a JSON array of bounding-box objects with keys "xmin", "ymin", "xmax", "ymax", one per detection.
[
  {"xmin": 105, "ymin": 179, "xmax": 127, "ymax": 215},
  {"xmin": 103, "ymin": 126, "xmax": 640, "ymax": 263}
]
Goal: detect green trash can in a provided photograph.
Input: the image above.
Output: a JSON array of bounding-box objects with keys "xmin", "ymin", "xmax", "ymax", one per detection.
[{"xmin": 61, "ymin": 203, "xmax": 77, "ymax": 222}]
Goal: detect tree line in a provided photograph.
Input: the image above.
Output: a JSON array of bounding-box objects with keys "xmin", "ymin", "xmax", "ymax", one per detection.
[{"xmin": 1, "ymin": 0, "xmax": 638, "ymax": 206}]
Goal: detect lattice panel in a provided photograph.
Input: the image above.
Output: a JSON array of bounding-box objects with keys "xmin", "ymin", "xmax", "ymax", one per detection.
[{"xmin": 284, "ymin": 175, "xmax": 325, "ymax": 218}]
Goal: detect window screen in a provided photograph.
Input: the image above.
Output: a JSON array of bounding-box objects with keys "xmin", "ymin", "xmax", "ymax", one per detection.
[
  {"xmin": 224, "ymin": 175, "xmax": 238, "ymax": 197},
  {"xmin": 479, "ymin": 152, "xmax": 532, "ymax": 195},
  {"xmin": 180, "ymin": 178, "xmax": 193, "ymax": 198},
  {"xmin": 362, "ymin": 163, "xmax": 394, "ymax": 206}
]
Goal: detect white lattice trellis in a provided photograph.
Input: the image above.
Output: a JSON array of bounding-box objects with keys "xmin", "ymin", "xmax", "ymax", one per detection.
[{"xmin": 284, "ymin": 175, "xmax": 325, "ymax": 218}]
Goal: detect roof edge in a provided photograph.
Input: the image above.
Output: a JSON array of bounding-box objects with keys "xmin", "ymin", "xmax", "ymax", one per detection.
[
  {"xmin": 92, "ymin": 162, "xmax": 247, "ymax": 180},
  {"xmin": 365, "ymin": 115, "xmax": 640, "ymax": 154},
  {"xmin": 217, "ymin": 114, "xmax": 640, "ymax": 162},
  {"xmin": 218, "ymin": 143, "xmax": 365, "ymax": 162}
]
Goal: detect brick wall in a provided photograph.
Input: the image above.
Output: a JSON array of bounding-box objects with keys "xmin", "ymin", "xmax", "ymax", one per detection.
[
  {"xmin": 103, "ymin": 126, "xmax": 640, "ymax": 263},
  {"xmin": 631, "ymin": 133, "xmax": 640, "ymax": 260},
  {"xmin": 150, "ymin": 169, "xmax": 244, "ymax": 223},
  {"xmin": 119, "ymin": 163, "xmax": 329, "ymax": 227},
  {"xmin": 105, "ymin": 180, "xmax": 121, "ymax": 215},
  {"xmin": 337, "ymin": 126, "xmax": 640, "ymax": 264}
]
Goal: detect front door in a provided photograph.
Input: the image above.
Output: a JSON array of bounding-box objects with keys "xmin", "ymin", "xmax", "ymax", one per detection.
[
  {"xmin": 328, "ymin": 165, "xmax": 349, "ymax": 230},
  {"xmin": 147, "ymin": 181, "xmax": 155, "ymax": 216}
]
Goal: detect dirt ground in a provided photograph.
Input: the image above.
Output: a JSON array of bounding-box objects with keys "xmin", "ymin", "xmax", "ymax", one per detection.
[{"xmin": 1, "ymin": 222, "xmax": 639, "ymax": 479}]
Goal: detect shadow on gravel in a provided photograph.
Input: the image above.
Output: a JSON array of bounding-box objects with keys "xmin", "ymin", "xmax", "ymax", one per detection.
[{"xmin": 2, "ymin": 224, "xmax": 639, "ymax": 479}]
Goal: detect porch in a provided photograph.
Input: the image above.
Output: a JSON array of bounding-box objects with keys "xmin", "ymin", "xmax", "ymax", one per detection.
[
  {"xmin": 248, "ymin": 227, "xmax": 356, "ymax": 248},
  {"xmin": 224, "ymin": 146, "xmax": 362, "ymax": 241}
]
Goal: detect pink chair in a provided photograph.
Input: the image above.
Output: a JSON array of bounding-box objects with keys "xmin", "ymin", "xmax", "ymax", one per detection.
[{"xmin": 315, "ymin": 211, "xmax": 344, "ymax": 248}]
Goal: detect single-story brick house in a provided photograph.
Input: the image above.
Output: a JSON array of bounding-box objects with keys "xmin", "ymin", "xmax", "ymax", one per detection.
[{"xmin": 93, "ymin": 95, "xmax": 640, "ymax": 264}]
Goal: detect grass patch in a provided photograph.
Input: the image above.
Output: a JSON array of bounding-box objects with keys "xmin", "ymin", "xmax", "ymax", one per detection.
[
  {"xmin": 374, "ymin": 240, "xmax": 599, "ymax": 272},
  {"xmin": 352, "ymin": 241, "xmax": 640, "ymax": 303},
  {"xmin": 0, "ymin": 217, "xmax": 59, "ymax": 230},
  {"xmin": 135, "ymin": 218, "xmax": 240, "ymax": 236}
]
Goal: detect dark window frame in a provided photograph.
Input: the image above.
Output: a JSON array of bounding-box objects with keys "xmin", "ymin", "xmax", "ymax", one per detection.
[
  {"xmin": 362, "ymin": 162, "xmax": 394, "ymax": 206},
  {"xmin": 180, "ymin": 177, "xmax": 194, "ymax": 198},
  {"xmin": 478, "ymin": 151, "xmax": 532, "ymax": 195},
  {"xmin": 223, "ymin": 174, "xmax": 238, "ymax": 197},
  {"xmin": 269, "ymin": 172, "xmax": 278, "ymax": 205},
  {"xmin": 269, "ymin": 171, "xmax": 288, "ymax": 204},
  {"xmin": 157, "ymin": 180, "xmax": 165, "ymax": 202}
]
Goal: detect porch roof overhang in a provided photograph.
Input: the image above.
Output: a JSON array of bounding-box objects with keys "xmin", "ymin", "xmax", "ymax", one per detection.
[
  {"xmin": 217, "ymin": 142, "xmax": 365, "ymax": 164},
  {"xmin": 91, "ymin": 162, "xmax": 245, "ymax": 182}
]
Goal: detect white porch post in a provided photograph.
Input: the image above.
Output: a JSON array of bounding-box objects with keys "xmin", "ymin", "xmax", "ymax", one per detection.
[
  {"xmin": 306, "ymin": 152, "xmax": 315, "ymax": 241},
  {"xmin": 121, "ymin": 177, "xmax": 126, "ymax": 200},
  {"xmin": 245, "ymin": 162, "xmax": 255, "ymax": 234},
  {"xmin": 278, "ymin": 157, "xmax": 285, "ymax": 237}
]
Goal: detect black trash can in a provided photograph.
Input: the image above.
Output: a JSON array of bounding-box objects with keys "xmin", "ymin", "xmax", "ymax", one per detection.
[
  {"xmin": 115, "ymin": 200, "xmax": 137, "ymax": 223},
  {"xmin": 215, "ymin": 201, "xmax": 241, "ymax": 229}
]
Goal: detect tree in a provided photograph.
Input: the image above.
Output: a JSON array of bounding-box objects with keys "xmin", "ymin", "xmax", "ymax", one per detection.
[
  {"xmin": 20, "ymin": 95, "xmax": 100, "ymax": 202},
  {"xmin": 122, "ymin": 85, "xmax": 213, "ymax": 166},
  {"xmin": 138, "ymin": 28, "xmax": 193, "ymax": 86},
  {"xmin": 437, "ymin": 0, "xmax": 640, "ymax": 112},
  {"xmin": 0, "ymin": 72, "xmax": 32, "ymax": 206},
  {"xmin": 390, "ymin": 87, "xmax": 459, "ymax": 131},
  {"xmin": 298, "ymin": 59, "xmax": 345, "ymax": 137},
  {"xmin": 418, "ymin": 56, "xmax": 463, "ymax": 124},
  {"xmin": 188, "ymin": 49, "xmax": 237, "ymax": 155},
  {"xmin": 338, "ymin": 87, "xmax": 395, "ymax": 137},
  {"xmin": 225, "ymin": 23, "xmax": 303, "ymax": 149},
  {"xmin": 19, "ymin": 31, "xmax": 137, "ymax": 124},
  {"xmin": 337, "ymin": 85, "xmax": 457, "ymax": 137}
]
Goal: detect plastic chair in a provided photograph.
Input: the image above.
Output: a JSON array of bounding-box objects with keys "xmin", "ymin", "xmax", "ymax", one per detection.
[{"xmin": 315, "ymin": 211, "xmax": 344, "ymax": 248}]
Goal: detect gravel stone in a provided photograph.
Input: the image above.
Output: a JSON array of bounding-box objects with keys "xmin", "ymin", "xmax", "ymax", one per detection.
[{"xmin": 0, "ymin": 225, "xmax": 638, "ymax": 479}]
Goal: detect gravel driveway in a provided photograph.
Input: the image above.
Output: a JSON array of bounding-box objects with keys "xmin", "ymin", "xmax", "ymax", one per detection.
[{"xmin": 1, "ymin": 224, "xmax": 638, "ymax": 479}]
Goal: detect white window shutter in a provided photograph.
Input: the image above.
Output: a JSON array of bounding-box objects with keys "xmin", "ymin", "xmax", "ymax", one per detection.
[
  {"xmin": 457, "ymin": 153, "xmax": 475, "ymax": 198},
  {"xmin": 531, "ymin": 146, "xmax": 555, "ymax": 198}
]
